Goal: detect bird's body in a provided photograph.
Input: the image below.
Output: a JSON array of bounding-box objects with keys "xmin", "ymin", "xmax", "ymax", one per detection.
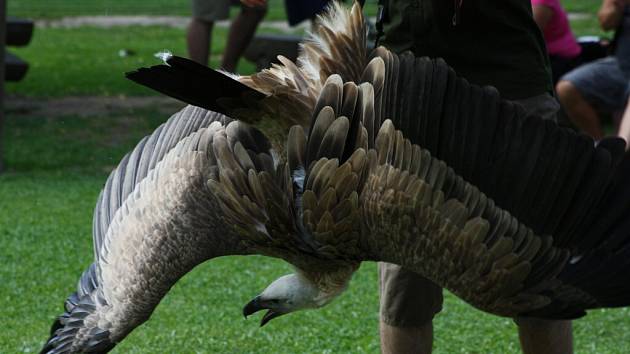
[{"xmin": 42, "ymin": 2, "xmax": 630, "ymax": 353}]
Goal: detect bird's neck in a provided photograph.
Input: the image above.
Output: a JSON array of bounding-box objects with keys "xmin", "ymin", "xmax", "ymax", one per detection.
[{"xmin": 297, "ymin": 263, "xmax": 359, "ymax": 306}]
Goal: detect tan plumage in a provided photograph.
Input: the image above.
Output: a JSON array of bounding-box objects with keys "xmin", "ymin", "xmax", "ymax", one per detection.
[{"xmin": 43, "ymin": 2, "xmax": 630, "ymax": 353}]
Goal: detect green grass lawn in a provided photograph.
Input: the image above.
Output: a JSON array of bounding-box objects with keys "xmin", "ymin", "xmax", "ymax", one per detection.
[{"xmin": 3, "ymin": 106, "xmax": 630, "ymax": 353}]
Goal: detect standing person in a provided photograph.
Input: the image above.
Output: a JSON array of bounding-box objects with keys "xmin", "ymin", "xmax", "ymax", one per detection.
[
  {"xmin": 187, "ymin": 0, "xmax": 267, "ymax": 72},
  {"xmin": 556, "ymin": 0, "xmax": 630, "ymax": 139},
  {"xmin": 376, "ymin": 1, "xmax": 572, "ymax": 353},
  {"xmin": 531, "ymin": 0, "xmax": 583, "ymax": 83}
]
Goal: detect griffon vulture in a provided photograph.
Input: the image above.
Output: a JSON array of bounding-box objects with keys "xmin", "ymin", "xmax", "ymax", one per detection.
[{"xmin": 41, "ymin": 2, "xmax": 630, "ymax": 353}]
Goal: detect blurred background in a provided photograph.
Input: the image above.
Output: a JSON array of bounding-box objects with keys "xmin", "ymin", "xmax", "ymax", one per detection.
[{"xmin": 3, "ymin": 0, "xmax": 630, "ymax": 353}]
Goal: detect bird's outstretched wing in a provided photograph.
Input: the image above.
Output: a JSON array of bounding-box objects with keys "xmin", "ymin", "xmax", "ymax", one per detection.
[
  {"xmin": 362, "ymin": 116, "xmax": 630, "ymax": 319},
  {"xmin": 360, "ymin": 52, "xmax": 630, "ymax": 318},
  {"xmin": 41, "ymin": 107, "xmax": 300, "ymax": 354},
  {"xmin": 291, "ymin": 80, "xmax": 566, "ymax": 317},
  {"xmin": 297, "ymin": 70, "xmax": 630, "ymax": 319}
]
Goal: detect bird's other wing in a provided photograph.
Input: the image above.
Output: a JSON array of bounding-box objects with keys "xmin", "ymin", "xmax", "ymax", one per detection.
[
  {"xmin": 363, "ymin": 50, "xmax": 628, "ymax": 254},
  {"xmin": 41, "ymin": 110, "xmax": 295, "ymax": 354}
]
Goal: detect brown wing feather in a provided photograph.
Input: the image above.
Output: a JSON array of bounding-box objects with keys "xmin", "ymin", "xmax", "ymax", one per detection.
[{"xmin": 356, "ymin": 119, "xmax": 586, "ymax": 317}]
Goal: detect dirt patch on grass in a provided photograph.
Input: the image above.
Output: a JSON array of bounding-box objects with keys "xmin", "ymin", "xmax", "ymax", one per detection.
[{"xmin": 6, "ymin": 95, "xmax": 186, "ymax": 118}]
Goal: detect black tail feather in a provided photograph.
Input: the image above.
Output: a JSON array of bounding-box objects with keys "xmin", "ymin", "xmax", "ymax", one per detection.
[{"xmin": 125, "ymin": 55, "xmax": 265, "ymax": 115}]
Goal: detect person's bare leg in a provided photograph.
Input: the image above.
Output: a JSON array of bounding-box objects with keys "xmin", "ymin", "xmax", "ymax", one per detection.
[
  {"xmin": 380, "ymin": 321, "xmax": 433, "ymax": 354},
  {"xmin": 221, "ymin": 6, "xmax": 267, "ymax": 72},
  {"xmin": 187, "ymin": 18, "xmax": 214, "ymax": 65},
  {"xmin": 556, "ymin": 80, "xmax": 603, "ymax": 139},
  {"xmin": 617, "ymin": 97, "xmax": 630, "ymax": 149},
  {"xmin": 517, "ymin": 318, "xmax": 573, "ymax": 354}
]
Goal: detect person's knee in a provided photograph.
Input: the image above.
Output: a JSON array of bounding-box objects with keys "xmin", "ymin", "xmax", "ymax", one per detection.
[
  {"xmin": 190, "ymin": 17, "xmax": 214, "ymax": 29},
  {"xmin": 556, "ymin": 80, "xmax": 581, "ymax": 105},
  {"xmin": 380, "ymin": 315, "xmax": 434, "ymax": 329}
]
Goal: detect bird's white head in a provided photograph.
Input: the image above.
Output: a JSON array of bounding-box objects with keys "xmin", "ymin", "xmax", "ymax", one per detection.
[{"xmin": 243, "ymin": 272, "xmax": 346, "ymax": 326}]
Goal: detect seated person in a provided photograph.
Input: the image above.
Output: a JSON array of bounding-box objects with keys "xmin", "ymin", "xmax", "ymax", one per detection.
[
  {"xmin": 556, "ymin": 0, "xmax": 630, "ymax": 139},
  {"xmin": 531, "ymin": 0, "xmax": 583, "ymax": 83}
]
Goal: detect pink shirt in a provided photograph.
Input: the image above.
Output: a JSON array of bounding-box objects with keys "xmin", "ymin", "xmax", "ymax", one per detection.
[{"xmin": 532, "ymin": 0, "xmax": 582, "ymax": 58}]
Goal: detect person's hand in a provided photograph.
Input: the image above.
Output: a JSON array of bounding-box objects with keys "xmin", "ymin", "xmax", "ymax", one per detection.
[{"xmin": 241, "ymin": 0, "xmax": 266, "ymax": 7}]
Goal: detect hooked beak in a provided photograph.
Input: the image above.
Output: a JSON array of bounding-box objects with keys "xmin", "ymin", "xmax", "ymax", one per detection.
[
  {"xmin": 242, "ymin": 296, "xmax": 287, "ymax": 327},
  {"xmin": 243, "ymin": 296, "xmax": 263, "ymax": 318}
]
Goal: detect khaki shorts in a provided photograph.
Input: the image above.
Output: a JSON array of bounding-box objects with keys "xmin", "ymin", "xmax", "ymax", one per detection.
[
  {"xmin": 192, "ymin": 0, "xmax": 268, "ymax": 22},
  {"xmin": 378, "ymin": 93, "xmax": 560, "ymax": 328},
  {"xmin": 379, "ymin": 263, "xmax": 443, "ymax": 327},
  {"xmin": 192, "ymin": 0, "xmax": 232, "ymax": 22}
]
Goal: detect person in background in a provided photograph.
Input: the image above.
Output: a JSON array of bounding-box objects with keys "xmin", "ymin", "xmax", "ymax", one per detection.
[
  {"xmin": 187, "ymin": 0, "xmax": 267, "ymax": 72},
  {"xmin": 531, "ymin": 0, "xmax": 583, "ymax": 83},
  {"xmin": 556, "ymin": 0, "xmax": 630, "ymax": 139},
  {"xmin": 377, "ymin": 0, "xmax": 572, "ymax": 353}
]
